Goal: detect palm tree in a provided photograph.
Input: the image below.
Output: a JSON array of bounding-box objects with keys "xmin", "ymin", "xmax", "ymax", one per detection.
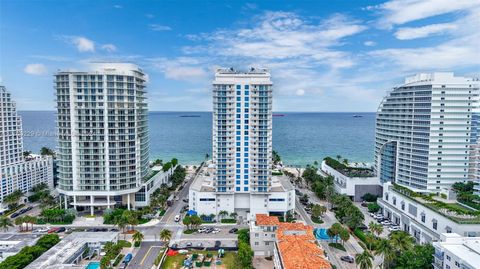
[
  {"xmin": 3, "ymin": 190, "xmax": 23, "ymax": 210},
  {"xmin": 374, "ymin": 224, "xmax": 383, "ymax": 237},
  {"xmin": 339, "ymin": 228, "xmax": 350, "ymax": 246},
  {"xmin": 355, "ymin": 250, "xmax": 373, "ymax": 269},
  {"xmin": 218, "ymin": 210, "xmax": 228, "ymax": 220},
  {"xmin": 368, "ymin": 221, "xmax": 383, "ymax": 237},
  {"xmin": 132, "ymin": 230, "xmax": 144, "ymax": 247},
  {"xmin": 0, "ymin": 217, "xmax": 13, "ymax": 232},
  {"xmin": 114, "ymin": 215, "xmax": 128, "ymax": 239},
  {"xmin": 230, "ymin": 212, "xmax": 238, "ymax": 220},
  {"xmin": 375, "ymin": 238, "xmax": 395, "ymax": 269},
  {"xmin": 336, "ymin": 155, "xmax": 342, "ymax": 161},
  {"xmin": 390, "ymin": 231, "xmax": 414, "ymax": 252},
  {"xmin": 342, "ymin": 158, "xmax": 349, "ymax": 166},
  {"xmin": 160, "ymin": 229, "xmax": 172, "ymax": 242},
  {"xmin": 14, "ymin": 216, "xmax": 24, "ymax": 232}
]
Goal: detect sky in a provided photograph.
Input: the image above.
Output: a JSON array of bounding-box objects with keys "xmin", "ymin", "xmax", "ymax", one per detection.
[{"xmin": 0, "ymin": 0, "xmax": 479, "ymax": 112}]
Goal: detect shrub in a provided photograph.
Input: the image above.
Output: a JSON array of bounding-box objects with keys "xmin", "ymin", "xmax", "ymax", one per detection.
[
  {"xmin": 328, "ymin": 243, "xmax": 346, "ymax": 251},
  {"xmin": 221, "ymin": 219, "xmax": 236, "ymax": 223},
  {"xmin": 117, "ymin": 240, "xmax": 132, "ymax": 248},
  {"xmin": 367, "ymin": 203, "xmax": 381, "ymax": 213}
]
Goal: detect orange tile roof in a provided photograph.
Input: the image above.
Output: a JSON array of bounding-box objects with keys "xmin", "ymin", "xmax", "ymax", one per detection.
[
  {"xmin": 276, "ymin": 222, "xmax": 332, "ymax": 269},
  {"xmin": 255, "ymin": 214, "xmax": 280, "ymax": 226}
]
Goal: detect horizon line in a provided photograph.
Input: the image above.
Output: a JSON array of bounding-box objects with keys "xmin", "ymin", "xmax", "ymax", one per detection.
[{"xmin": 17, "ymin": 110, "xmax": 377, "ymax": 113}]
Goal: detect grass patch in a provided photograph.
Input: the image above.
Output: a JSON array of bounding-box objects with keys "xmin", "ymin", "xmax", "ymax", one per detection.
[
  {"xmin": 113, "ymin": 254, "xmax": 125, "ymax": 266},
  {"xmin": 138, "ymin": 218, "xmax": 150, "ymax": 224},
  {"xmin": 162, "ymin": 251, "xmax": 238, "ymax": 269},
  {"xmin": 158, "ymin": 209, "xmax": 166, "ymax": 216},
  {"xmin": 117, "ymin": 240, "xmax": 131, "ymax": 248},
  {"xmin": 183, "ymin": 229, "xmax": 196, "ymax": 234},
  {"xmin": 223, "ymin": 252, "xmax": 241, "ymax": 269},
  {"xmin": 220, "ymin": 219, "xmax": 236, "ymax": 224},
  {"xmin": 329, "ymin": 243, "xmax": 346, "ymax": 251}
]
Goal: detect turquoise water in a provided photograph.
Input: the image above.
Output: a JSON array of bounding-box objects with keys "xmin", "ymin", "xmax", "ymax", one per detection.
[
  {"xmin": 85, "ymin": 262, "xmax": 100, "ymax": 269},
  {"xmin": 19, "ymin": 111, "xmax": 375, "ymax": 166},
  {"xmin": 314, "ymin": 228, "xmax": 339, "ymax": 241}
]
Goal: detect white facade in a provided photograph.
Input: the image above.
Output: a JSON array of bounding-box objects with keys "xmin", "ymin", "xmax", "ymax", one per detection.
[
  {"xmin": 188, "ymin": 68, "xmax": 291, "ymax": 220},
  {"xmin": 55, "ymin": 63, "xmax": 151, "ymax": 213},
  {"xmin": 249, "ymin": 220, "xmax": 278, "ymax": 256},
  {"xmin": 375, "ymin": 73, "xmax": 480, "ymax": 192},
  {"xmin": 321, "ymin": 160, "xmax": 382, "ymax": 201},
  {"xmin": 433, "ymin": 233, "xmax": 480, "ymax": 269},
  {"xmin": 0, "ymin": 86, "xmax": 53, "ymax": 203},
  {"xmin": 378, "ymin": 182, "xmax": 480, "ymax": 244},
  {"xmin": 189, "ymin": 163, "xmax": 295, "ymax": 220}
]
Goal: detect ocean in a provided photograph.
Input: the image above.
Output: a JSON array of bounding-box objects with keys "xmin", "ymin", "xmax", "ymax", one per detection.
[{"xmin": 19, "ymin": 111, "xmax": 376, "ymax": 166}]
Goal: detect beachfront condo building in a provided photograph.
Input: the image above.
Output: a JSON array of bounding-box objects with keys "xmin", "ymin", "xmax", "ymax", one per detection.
[
  {"xmin": 374, "ymin": 72, "xmax": 480, "ymax": 192},
  {"xmin": 375, "ymin": 73, "xmax": 480, "ymax": 243},
  {"xmin": 55, "ymin": 63, "xmax": 170, "ymax": 214},
  {"xmin": 189, "ymin": 68, "xmax": 295, "ymax": 221},
  {"xmin": 0, "ymin": 86, "xmax": 53, "ymax": 205}
]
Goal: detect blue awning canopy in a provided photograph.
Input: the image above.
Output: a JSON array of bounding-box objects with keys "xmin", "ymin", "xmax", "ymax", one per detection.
[{"xmin": 187, "ymin": 210, "xmax": 197, "ymax": 216}]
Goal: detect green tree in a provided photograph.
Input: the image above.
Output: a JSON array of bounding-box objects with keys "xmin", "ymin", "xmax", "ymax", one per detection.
[
  {"xmin": 343, "ymin": 205, "xmax": 364, "ymax": 229},
  {"xmin": 327, "ymin": 223, "xmax": 342, "ymax": 243},
  {"xmin": 375, "ymin": 238, "xmax": 395, "ymax": 269},
  {"xmin": 394, "ymin": 244, "xmax": 434, "ymax": 269},
  {"xmin": 3, "ymin": 190, "xmax": 23, "ymax": 209},
  {"xmin": 230, "ymin": 212, "xmax": 238, "ymax": 220},
  {"xmin": 237, "ymin": 229, "xmax": 250, "ymax": 244},
  {"xmin": 218, "ymin": 210, "xmax": 229, "ymax": 220},
  {"xmin": 132, "ymin": 230, "xmax": 144, "ymax": 247},
  {"xmin": 367, "ymin": 203, "xmax": 381, "ymax": 213},
  {"xmin": 237, "ymin": 241, "xmax": 253, "ymax": 269},
  {"xmin": 171, "ymin": 158, "xmax": 178, "ymax": 167},
  {"xmin": 339, "ymin": 227, "xmax": 350, "ymax": 246},
  {"xmin": 189, "ymin": 215, "xmax": 202, "ymax": 229},
  {"xmin": 0, "ymin": 216, "xmax": 13, "ymax": 232},
  {"xmin": 182, "ymin": 215, "xmax": 191, "ymax": 230},
  {"xmin": 390, "ymin": 231, "xmax": 415, "ymax": 253},
  {"xmin": 311, "ymin": 204, "xmax": 326, "ymax": 219},
  {"xmin": 40, "ymin": 147, "xmax": 55, "ymax": 156},
  {"xmin": 23, "ymin": 151, "xmax": 32, "ymax": 158},
  {"xmin": 336, "ymin": 155, "xmax": 342, "ymax": 161},
  {"xmin": 368, "ymin": 221, "xmax": 383, "ymax": 237},
  {"xmin": 356, "ymin": 250, "xmax": 374, "ymax": 269},
  {"xmin": 159, "ymin": 229, "xmax": 172, "ymax": 242}
]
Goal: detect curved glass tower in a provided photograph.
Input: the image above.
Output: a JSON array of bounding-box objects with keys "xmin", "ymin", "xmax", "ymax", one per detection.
[
  {"xmin": 374, "ymin": 73, "xmax": 480, "ymax": 192},
  {"xmin": 55, "ymin": 63, "xmax": 149, "ymax": 212}
]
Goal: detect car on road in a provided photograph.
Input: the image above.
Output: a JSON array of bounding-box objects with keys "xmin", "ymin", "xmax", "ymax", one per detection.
[
  {"xmin": 48, "ymin": 227, "xmax": 60, "ymax": 234},
  {"xmin": 229, "ymin": 228, "xmax": 238, "ymax": 234},
  {"xmin": 171, "ymin": 243, "xmax": 178, "ymax": 249},
  {"xmin": 56, "ymin": 227, "xmax": 66, "ymax": 233},
  {"xmin": 110, "ymin": 228, "xmax": 119, "ymax": 232},
  {"xmin": 186, "ymin": 242, "xmax": 192, "ymax": 247},
  {"xmin": 35, "ymin": 227, "xmax": 49, "ymax": 233},
  {"xmin": 340, "ymin": 256, "xmax": 355, "ymax": 263},
  {"xmin": 182, "ymin": 198, "xmax": 189, "ymax": 203},
  {"xmin": 10, "ymin": 212, "xmax": 19, "ymax": 218},
  {"xmin": 174, "ymin": 214, "xmax": 181, "ymax": 222},
  {"xmin": 198, "ymin": 227, "xmax": 207, "ymax": 233}
]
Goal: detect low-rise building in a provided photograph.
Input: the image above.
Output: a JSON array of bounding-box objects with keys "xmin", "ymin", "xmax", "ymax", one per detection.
[
  {"xmin": 250, "ymin": 214, "xmax": 280, "ymax": 256},
  {"xmin": 25, "ymin": 232, "xmax": 118, "ymax": 269},
  {"xmin": 190, "ymin": 164, "xmax": 295, "ymax": 221},
  {"xmin": 273, "ymin": 222, "xmax": 331, "ymax": 269},
  {"xmin": 432, "ymin": 233, "xmax": 480, "ymax": 269},
  {"xmin": 378, "ymin": 182, "xmax": 480, "ymax": 243},
  {"xmin": 321, "ymin": 160, "xmax": 382, "ymax": 202},
  {"xmin": 0, "ymin": 234, "xmax": 42, "ymax": 262}
]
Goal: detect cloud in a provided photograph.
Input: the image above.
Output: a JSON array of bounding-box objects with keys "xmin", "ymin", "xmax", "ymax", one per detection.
[
  {"xmin": 394, "ymin": 23, "xmax": 457, "ymax": 40},
  {"xmin": 369, "ymin": 35, "xmax": 479, "ymax": 70},
  {"xmin": 24, "ymin": 63, "xmax": 48, "ymax": 75},
  {"xmin": 363, "ymin": 41, "xmax": 376, "ymax": 46},
  {"xmin": 113, "ymin": 4, "xmax": 122, "ymax": 9},
  {"xmin": 295, "ymin": 89, "xmax": 305, "ymax": 96},
  {"xmin": 149, "ymin": 24, "xmax": 172, "ymax": 31},
  {"xmin": 369, "ymin": 0, "xmax": 480, "ymax": 28},
  {"xmin": 60, "ymin": 36, "xmax": 95, "ymax": 52},
  {"xmin": 148, "ymin": 57, "xmax": 209, "ymax": 82},
  {"xmin": 101, "ymin": 44, "xmax": 117, "ymax": 52}
]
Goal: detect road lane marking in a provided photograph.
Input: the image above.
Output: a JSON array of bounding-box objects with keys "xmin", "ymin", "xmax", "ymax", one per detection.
[{"xmin": 140, "ymin": 246, "xmax": 163, "ymax": 265}]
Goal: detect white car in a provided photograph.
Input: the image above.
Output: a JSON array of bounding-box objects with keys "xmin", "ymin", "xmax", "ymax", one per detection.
[
  {"xmin": 381, "ymin": 220, "xmax": 392, "ymax": 225},
  {"xmin": 388, "ymin": 226, "xmax": 401, "ymax": 232},
  {"xmin": 174, "ymin": 214, "xmax": 181, "ymax": 222},
  {"xmin": 198, "ymin": 227, "xmax": 207, "ymax": 233}
]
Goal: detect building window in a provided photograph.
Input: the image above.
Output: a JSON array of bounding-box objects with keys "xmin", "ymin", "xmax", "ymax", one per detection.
[
  {"xmin": 433, "ymin": 221, "xmax": 437, "ymax": 230},
  {"xmin": 446, "ymin": 255, "xmax": 450, "ymax": 261},
  {"xmin": 255, "ymin": 233, "xmax": 259, "ymax": 237},
  {"xmin": 254, "ymin": 242, "xmax": 259, "ymax": 246},
  {"xmin": 421, "ymin": 213, "xmax": 425, "ymax": 223},
  {"xmin": 265, "ymin": 242, "xmax": 270, "ymax": 246}
]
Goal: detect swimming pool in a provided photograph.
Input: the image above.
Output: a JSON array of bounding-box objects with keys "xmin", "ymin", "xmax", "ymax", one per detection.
[
  {"xmin": 85, "ymin": 262, "xmax": 100, "ymax": 269},
  {"xmin": 314, "ymin": 228, "xmax": 339, "ymax": 241}
]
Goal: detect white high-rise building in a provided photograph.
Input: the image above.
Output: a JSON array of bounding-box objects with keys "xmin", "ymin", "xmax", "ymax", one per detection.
[
  {"xmin": 55, "ymin": 63, "xmax": 152, "ymax": 213},
  {"xmin": 0, "ymin": 86, "xmax": 53, "ymax": 203},
  {"xmin": 375, "ymin": 72, "xmax": 480, "ymax": 192},
  {"xmin": 375, "ymin": 73, "xmax": 480, "ymax": 243},
  {"xmin": 432, "ymin": 233, "xmax": 480, "ymax": 269},
  {"xmin": 189, "ymin": 68, "xmax": 295, "ymax": 220}
]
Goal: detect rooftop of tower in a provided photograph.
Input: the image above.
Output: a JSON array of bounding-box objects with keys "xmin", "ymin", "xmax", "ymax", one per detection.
[
  {"xmin": 56, "ymin": 62, "xmax": 144, "ymax": 76},
  {"xmin": 215, "ymin": 67, "xmax": 269, "ymax": 74},
  {"xmin": 403, "ymin": 72, "xmax": 479, "ymax": 85}
]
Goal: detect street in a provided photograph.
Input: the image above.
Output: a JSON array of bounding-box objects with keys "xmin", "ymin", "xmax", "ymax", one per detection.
[{"xmin": 128, "ymin": 241, "xmax": 165, "ymax": 269}]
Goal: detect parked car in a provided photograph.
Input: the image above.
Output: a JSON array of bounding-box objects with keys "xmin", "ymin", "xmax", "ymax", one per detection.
[
  {"xmin": 25, "ymin": 206, "xmax": 33, "ymax": 211},
  {"xmin": 182, "ymin": 198, "xmax": 189, "ymax": 203},
  {"xmin": 186, "ymin": 242, "xmax": 192, "ymax": 247},
  {"xmin": 110, "ymin": 228, "xmax": 119, "ymax": 232},
  {"xmin": 388, "ymin": 226, "xmax": 401, "ymax": 232},
  {"xmin": 56, "ymin": 227, "xmax": 66, "ymax": 233},
  {"xmin": 170, "ymin": 243, "xmax": 178, "ymax": 249},
  {"xmin": 10, "ymin": 212, "xmax": 19, "ymax": 218},
  {"xmin": 215, "ymin": 241, "xmax": 221, "ymax": 248},
  {"xmin": 341, "ymin": 256, "xmax": 355, "ymax": 263},
  {"xmin": 361, "ymin": 201, "xmax": 368, "ymax": 207},
  {"xmin": 198, "ymin": 227, "xmax": 207, "ymax": 233},
  {"xmin": 196, "ymin": 243, "xmax": 203, "ymax": 247},
  {"xmin": 229, "ymin": 228, "xmax": 238, "ymax": 234},
  {"xmin": 48, "ymin": 227, "xmax": 60, "ymax": 234}
]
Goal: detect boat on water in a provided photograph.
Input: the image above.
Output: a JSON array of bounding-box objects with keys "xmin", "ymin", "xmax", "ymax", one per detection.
[{"xmin": 353, "ymin": 115, "xmax": 363, "ymax": 118}]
